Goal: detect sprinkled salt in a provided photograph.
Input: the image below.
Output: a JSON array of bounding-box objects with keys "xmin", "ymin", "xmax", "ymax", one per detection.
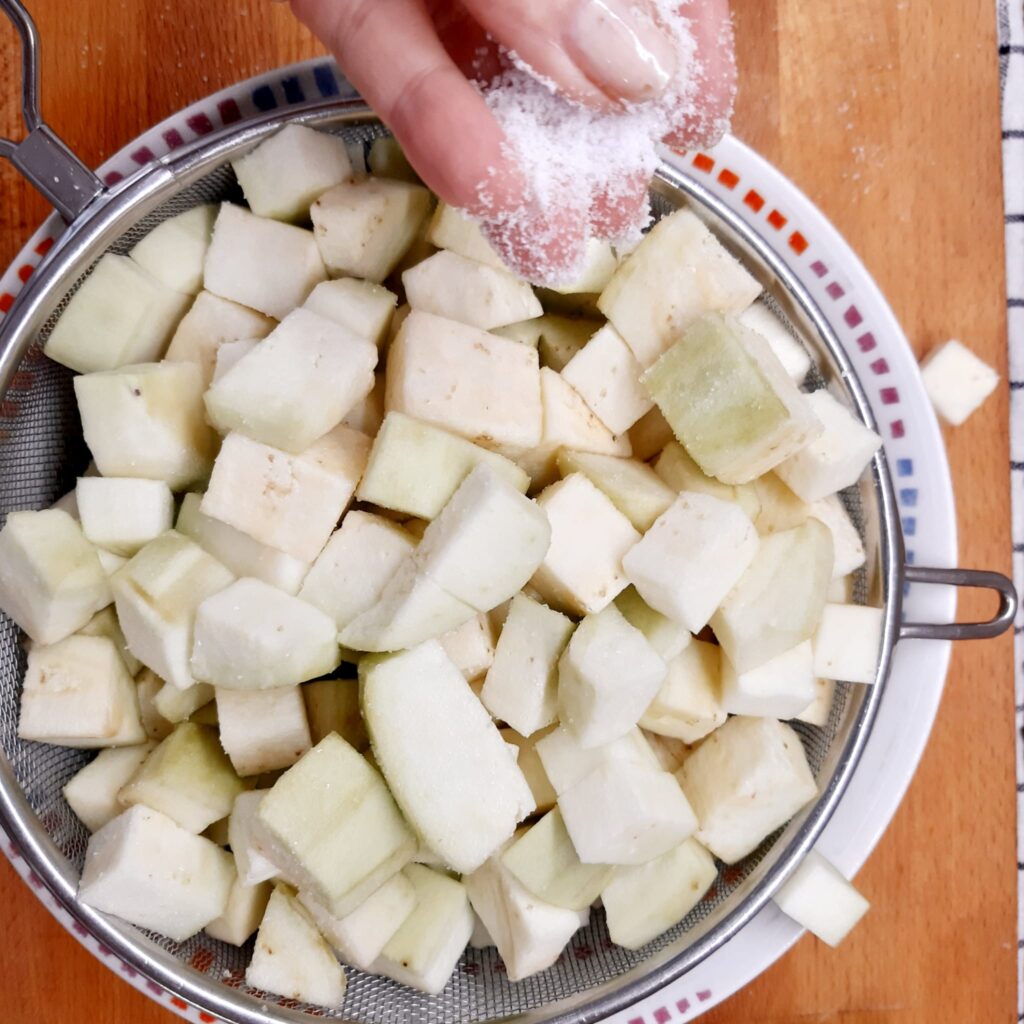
[{"xmin": 470, "ymin": 1, "xmax": 722, "ymax": 286}]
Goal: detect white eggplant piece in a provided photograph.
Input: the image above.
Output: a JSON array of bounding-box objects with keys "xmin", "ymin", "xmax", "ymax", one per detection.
[
  {"xmin": 216, "ymin": 685, "xmax": 312, "ymax": 777},
  {"xmin": 720, "ymin": 641, "xmax": 816, "ymax": 719},
  {"xmin": 737, "ymin": 301, "xmax": 812, "ymax": 382},
  {"xmin": 639, "ymin": 640, "xmax": 726, "ymax": 744},
  {"xmin": 302, "ymin": 277, "xmax": 397, "ymax": 348},
  {"xmin": 228, "ymin": 790, "xmax": 280, "ymax": 887},
  {"xmin": 812, "ymin": 603, "xmax": 884, "ymax": 684},
  {"xmin": 653, "ymin": 442, "xmax": 762, "ymax": 523},
  {"xmin": 440, "ymin": 613, "xmax": 497, "ymax": 682},
  {"xmin": 772, "ymin": 849, "xmax": 870, "ymax": 947},
  {"xmin": 920, "ymin": 338, "xmax": 1000, "ymax": 426},
  {"xmin": 152, "ymin": 678, "xmax": 214, "ymax": 724},
  {"xmin": 130, "ymin": 205, "xmax": 216, "ymax": 295},
  {"xmin": 76, "ymin": 477, "xmax": 174, "ymax": 557},
  {"xmin": 205, "ymin": 870, "xmax": 272, "ymax": 946},
  {"xmin": 63, "ymin": 742, "xmax": 156, "ymax": 832},
  {"xmin": 535, "ymin": 725, "xmax": 660, "ymax": 796},
  {"xmin": 795, "ymin": 677, "xmax": 836, "ymax": 727},
  {"xmin": 613, "ymin": 587, "xmax": 690, "ymax": 663},
  {"xmin": 809, "ymin": 494, "xmax": 866, "ymax": 579}
]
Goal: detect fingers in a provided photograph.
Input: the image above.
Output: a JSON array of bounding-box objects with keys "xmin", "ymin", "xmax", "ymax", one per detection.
[
  {"xmin": 589, "ymin": 171, "xmax": 650, "ymax": 240},
  {"xmin": 291, "ymin": 0, "xmax": 525, "ymax": 215},
  {"xmin": 664, "ymin": 0, "xmax": 736, "ymax": 149},
  {"xmin": 460, "ymin": 0, "xmax": 679, "ymax": 108}
]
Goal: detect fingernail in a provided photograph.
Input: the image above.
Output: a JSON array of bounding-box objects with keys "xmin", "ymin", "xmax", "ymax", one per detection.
[{"xmin": 565, "ymin": 0, "xmax": 678, "ymax": 104}]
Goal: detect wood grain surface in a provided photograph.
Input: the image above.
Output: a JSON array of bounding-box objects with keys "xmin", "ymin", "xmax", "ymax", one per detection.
[{"xmin": 0, "ymin": 1, "xmax": 1015, "ymax": 1022}]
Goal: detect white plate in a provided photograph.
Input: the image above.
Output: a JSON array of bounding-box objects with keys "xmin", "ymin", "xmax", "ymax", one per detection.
[{"xmin": 0, "ymin": 60, "xmax": 956, "ymax": 1024}]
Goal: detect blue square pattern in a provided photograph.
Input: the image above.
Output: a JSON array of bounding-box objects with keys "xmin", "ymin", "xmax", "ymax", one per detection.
[
  {"xmin": 251, "ymin": 84, "xmax": 277, "ymax": 111},
  {"xmin": 281, "ymin": 76, "xmax": 305, "ymax": 104},
  {"xmin": 899, "ymin": 487, "xmax": 919, "ymax": 506},
  {"xmin": 314, "ymin": 64, "xmax": 341, "ymax": 97},
  {"xmin": 903, "ymin": 516, "xmax": 917, "ymax": 536},
  {"xmin": 896, "ymin": 458, "xmax": 914, "ymax": 477}
]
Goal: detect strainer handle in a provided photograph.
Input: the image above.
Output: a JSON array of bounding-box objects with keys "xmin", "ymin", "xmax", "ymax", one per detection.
[
  {"xmin": 899, "ymin": 565, "xmax": 1018, "ymax": 641},
  {"xmin": 0, "ymin": 0, "xmax": 103, "ymax": 221}
]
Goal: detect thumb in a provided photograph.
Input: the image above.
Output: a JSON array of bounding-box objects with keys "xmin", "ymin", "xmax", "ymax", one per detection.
[{"xmin": 460, "ymin": 0, "xmax": 680, "ymax": 108}]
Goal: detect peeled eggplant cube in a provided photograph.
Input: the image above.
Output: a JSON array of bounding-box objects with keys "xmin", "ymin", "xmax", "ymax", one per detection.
[
  {"xmin": 640, "ymin": 639, "xmax": 726, "ymax": 744},
  {"xmin": 558, "ymin": 603, "xmax": 667, "ymax": 749},
  {"xmin": 502, "ymin": 808, "xmax": 614, "ymax": 911},
  {"xmin": 76, "ymin": 477, "xmax": 174, "ymax": 557},
  {"xmin": 303, "ymin": 678, "xmax": 368, "ymax": 750},
  {"xmin": 78, "ymin": 805, "xmax": 234, "ymax": 942},
  {"xmin": 624, "ymin": 492, "xmax": 759, "ymax": 634},
  {"xmin": 257, "ymin": 734, "xmax": 416, "ymax": 917},
  {"xmin": 599, "ymin": 209, "xmax": 762, "ymax": 367},
  {"xmin": 750, "ymin": 472, "xmax": 811, "ymax": 535},
  {"xmin": 130, "ymin": 205, "xmax": 216, "ymax": 295},
  {"xmin": 0, "ymin": 508, "xmax": 111, "ymax": 644},
  {"xmin": 229, "ymin": 789, "xmax": 280, "ymax": 886},
  {"xmin": 385, "ymin": 310, "xmax": 543, "ymax": 455},
  {"xmin": 301, "ymin": 870, "xmax": 416, "ymax": 970},
  {"xmin": 205, "ymin": 308, "xmax": 377, "ymax": 453},
  {"xmin": 440, "ymin": 613, "xmax": 496, "ymax": 681},
  {"xmin": 119, "ymin": 721, "xmax": 245, "ymax": 833},
  {"xmin": 812, "ymin": 602, "xmax": 884, "ymax": 684},
  {"xmin": 63, "ymin": 742, "xmax": 155, "ymax": 832},
  {"xmin": 556, "ymin": 450, "xmax": 675, "ymax": 533},
  {"xmin": 74, "ymin": 361, "xmax": 218, "ymax": 489},
  {"xmin": 357, "ymin": 412, "xmax": 529, "ymax": 520},
  {"xmin": 246, "ymin": 885, "xmax": 347, "ymax": 1009},
  {"xmin": 710, "ymin": 518, "xmax": 834, "ymax": 672},
  {"xmin": 340, "ymin": 555, "xmax": 477, "ymax": 653},
  {"xmin": 561, "ymin": 324, "xmax": 654, "ymax": 434},
  {"xmin": 426, "ymin": 202, "xmax": 506, "ymax": 269},
  {"xmin": 205, "ymin": 870, "xmax": 272, "ymax": 946},
  {"xmin": 720, "ymin": 641, "xmax": 817, "ymax": 719},
  {"xmin": 495, "ymin": 313, "xmax": 600, "ymax": 369},
  {"xmin": 516, "ymin": 368, "xmax": 631, "ymax": 488},
  {"xmin": 204, "ymin": 203, "xmax": 326, "ymax": 319},
  {"xmin": 464, "ymin": 848, "xmax": 584, "ymax": 982},
  {"xmin": 558, "ymin": 760, "xmax": 698, "ymax": 865},
  {"xmin": 311, "ymin": 176, "xmax": 433, "ymax": 282},
  {"xmin": 373, "ymin": 864, "xmax": 474, "ymax": 995},
  {"xmin": 18, "ymin": 635, "xmax": 146, "ymax": 748},
  {"xmin": 200, "ymin": 426, "xmax": 370, "ymax": 563},
  {"xmin": 614, "ymin": 587, "xmax": 690, "ymax": 663},
  {"xmin": 737, "ymin": 301, "xmax": 812, "ymax": 382},
  {"xmin": 530, "ymin": 473, "xmax": 640, "ymax": 616},
  {"xmin": 772, "ymin": 849, "xmax": 870, "ymax": 947},
  {"xmin": 176, "ymin": 492, "xmax": 309, "ymax": 596},
  {"xmin": 360, "ymin": 640, "xmax": 535, "ymax": 873},
  {"xmin": 216, "ymin": 685, "xmax": 312, "ymax": 777},
  {"xmin": 774, "ymin": 389, "xmax": 882, "ymax": 503},
  {"xmin": 796, "ymin": 677, "xmax": 836, "ymax": 728},
  {"xmin": 44, "ymin": 254, "xmax": 192, "ymax": 373},
  {"xmin": 414, "ymin": 464, "xmax": 552, "ymax": 613},
  {"xmin": 535, "ymin": 725, "xmax": 661, "ymax": 796},
  {"xmin": 164, "ymin": 290, "xmax": 275, "ymax": 385},
  {"xmin": 403, "ymin": 249, "xmax": 542, "ymax": 330},
  {"xmin": 303, "ymin": 277, "xmax": 397, "ymax": 347},
  {"xmin": 602, "ymin": 837, "xmax": 718, "ymax": 949},
  {"xmin": 643, "ymin": 313, "xmax": 822, "ymax": 485},
  {"xmin": 191, "ymin": 577, "xmax": 340, "ymax": 689},
  {"xmin": 480, "ymin": 593, "xmax": 574, "ymax": 737},
  {"xmin": 152, "ymin": 678, "xmax": 214, "ymax": 724},
  {"xmin": 677, "ymin": 715, "xmax": 817, "ymax": 864},
  {"xmin": 299, "ymin": 510, "xmax": 416, "ymax": 631},
  {"xmin": 111, "ymin": 531, "xmax": 234, "ymax": 691},
  {"xmin": 653, "ymin": 441, "xmax": 762, "ymax": 523},
  {"xmin": 232, "ymin": 123, "xmax": 353, "ymax": 222},
  {"xmin": 809, "ymin": 495, "xmax": 866, "ymax": 579}
]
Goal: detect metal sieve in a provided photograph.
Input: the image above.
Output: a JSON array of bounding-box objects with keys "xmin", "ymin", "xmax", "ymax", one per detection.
[{"xmin": 0, "ymin": 2, "xmax": 1016, "ymax": 1022}]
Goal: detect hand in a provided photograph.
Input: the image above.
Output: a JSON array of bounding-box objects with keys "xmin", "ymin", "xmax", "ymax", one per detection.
[{"xmin": 291, "ymin": 0, "xmax": 735, "ymax": 277}]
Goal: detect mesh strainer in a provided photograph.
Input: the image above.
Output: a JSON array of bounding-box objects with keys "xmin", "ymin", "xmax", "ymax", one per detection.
[{"xmin": 0, "ymin": 3, "xmax": 1017, "ymax": 1022}]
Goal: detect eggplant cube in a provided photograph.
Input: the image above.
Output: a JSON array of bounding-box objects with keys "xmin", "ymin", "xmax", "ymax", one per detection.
[
  {"xmin": 228, "ymin": 790, "xmax": 280, "ymax": 886},
  {"xmin": 130, "ymin": 205, "xmax": 216, "ymax": 295},
  {"xmin": 557, "ymin": 603, "xmax": 667, "ymax": 749},
  {"xmin": 809, "ymin": 495, "xmax": 866, "ymax": 579},
  {"xmin": 0, "ymin": 508, "xmax": 111, "ymax": 644},
  {"xmin": 360, "ymin": 640, "xmax": 535, "ymax": 873},
  {"xmin": 678, "ymin": 715, "xmax": 817, "ymax": 863},
  {"xmin": 812, "ymin": 602, "xmax": 884, "ymax": 684},
  {"xmin": 111, "ymin": 531, "xmax": 234, "ymax": 691},
  {"xmin": 440, "ymin": 613, "xmax": 497, "ymax": 682},
  {"xmin": 640, "ymin": 640, "xmax": 726, "ymax": 744},
  {"xmin": 614, "ymin": 587, "xmax": 690, "ymax": 663},
  {"xmin": 78, "ymin": 805, "xmax": 234, "ymax": 941},
  {"xmin": 232, "ymin": 123, "xmax": 353, "ymax": 222},
  {"xmin": 311, "ymin": 177, "xmax": 433, "ymax": 282},
  {"xmin": 302, "ymin": 277, "xmax": 397, "ymax": 347},
  {"xmin": 530, "ymin": 473, "xmax": 640, "ymax": 616},
  {"xmin": 535, "ymin": 725, "xmax": 660, "ymax": 796},
  {"xmin": 18, "ymin": 635, "xmax": 145, "ymax": 748},
  {"xmin": 772, "ymin": 849, "xmax": 870, "ymax": 947},
  {"xmin": 76, "ymin": 477, "xmax": 174, "ymax": 557},
  {"xmin": 598, "ymin": 208, "xmax": 761, "ymax": 367},
  {"xmin": 44, "ymin": 254, "xmax": 191, "ymax": 373},
  {"xmin": 426, "ymin": 202, "xmax": 505, "ymax": 269},
  {"xmin": 216, "ymin": 685, "xmax": 312, "ymax": 777},
  {"xmin": 204, "ymin": 871, "xmax": 272, "ymax": 946},
  {"xmin": 63, "ymin": 742, "xmax": 156, "ymax": 832},
  {"xmin": 74, "ymin": 361, "xmax": 218, "ymax": 489},
  {"xmin": 774, "ymin": 390, "xmax": 882, "ymax": 502},
  {"xmin": 200, "ymin": 426, "xmax": 371, "ymax": 563},
  {"xmin": 920, "ymin": 339, "xmax": 1000, "ymax": 426},
  {"xmin": 415, "ymin": 464, "xmax": 551, "ymax": 613},
  {"xmin": 623, "ymin": 492, "xmax": 760, "ymax": 633},
  {"xmin": 710, "ymin": 518, "xmax": 834, "ymax": 672},
  {"xmin": 481, "ymin": 593, "xmax": 574, "ymax": 736},
  {"xmin": 386, "ymin": 310, "xmax": 543, "ymax": 455},
  {"xmin": 205, "ymin": 308, "xmax": 377, "ymax": 453},
  {"xmin": 737, "ymin": 301, "xmax": 812, "ymax": 382},
  {"xmin": 720, "ymin": 641, "xmax": 817, "ymax": 719}
]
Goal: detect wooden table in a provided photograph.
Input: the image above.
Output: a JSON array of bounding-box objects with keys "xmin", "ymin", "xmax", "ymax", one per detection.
[{"xmin": 0, "ymin": 1, "xmax": 1014, "ymax": 1021}]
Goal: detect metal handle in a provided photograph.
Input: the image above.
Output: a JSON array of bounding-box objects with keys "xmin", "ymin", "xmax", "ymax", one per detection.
[
  {"xmin": 0, "ymin": 0, "xmax": 103, "ymax": 221},
  {"xmin": 899, "ymin": 565, "xmax": 1018, "ymax": 641}
]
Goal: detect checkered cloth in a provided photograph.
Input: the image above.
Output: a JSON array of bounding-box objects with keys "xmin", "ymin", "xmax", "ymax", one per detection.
[{"xmin": 1001, "ymin": 0, "xmax": 1024, "ymax": 1017}]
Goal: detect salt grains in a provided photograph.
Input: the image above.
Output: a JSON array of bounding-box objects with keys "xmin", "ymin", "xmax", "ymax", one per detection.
[{"xmin": 474, "ymin": 2, "xmax": 710, "ymax": 285}]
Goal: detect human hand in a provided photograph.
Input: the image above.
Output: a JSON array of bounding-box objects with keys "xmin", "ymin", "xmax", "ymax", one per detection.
[{"xmin": 290, "ymin": 0, "xmax": 735, "ymax": 279}]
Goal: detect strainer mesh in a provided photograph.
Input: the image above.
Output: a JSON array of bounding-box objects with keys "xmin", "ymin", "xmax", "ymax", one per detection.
[{"xmin": 0, "ymin": 121, "xmax": 868, "ymax": 1023}]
